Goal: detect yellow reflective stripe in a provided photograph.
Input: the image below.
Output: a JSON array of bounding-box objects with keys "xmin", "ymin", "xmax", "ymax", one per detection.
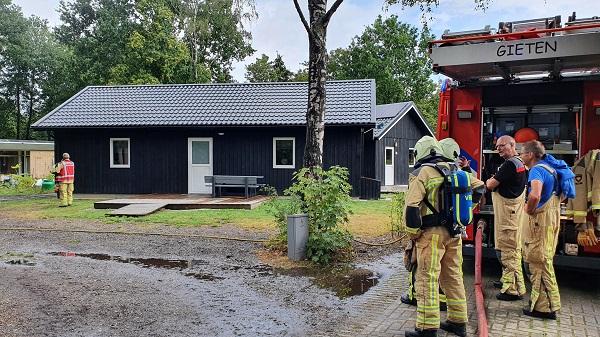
[
  {"xmin": 446, "ymin": 298, "xmax": 466, "ymax": 304},
  {"xmin": 466, "ymin": 173, "xmax": 472, "ymax": 224},
  {"xmin": 406, "ymin": 227, "xmax": 419, "ymax": 234},
  {"xmin": 572, "ymin": 211, "xmax": 588, "ymax": 216},
  {"xmin": 417, "ymin": 307, "xmax": 441, "ymax": 313},
  {"xmin": 454, "ymin": 174, "xmax": 462, "ymax": 226},
  {"xmin": 428, "ymin": 234, "xmax": 440, "ymax": 308},
  {"xmin": 416, "ymin": 317, "xmax": 440, "ymax": 324},
  {"xmin": 439, "ymin": 293, "xmax": 447, "ymax": 302},
  {"xmin": 591, "ymin": 204, "xmax": 600, "ymax": 210},
  {"xmin": 407, "ymin": 271, "xmax": 414, "ymax": 300}
]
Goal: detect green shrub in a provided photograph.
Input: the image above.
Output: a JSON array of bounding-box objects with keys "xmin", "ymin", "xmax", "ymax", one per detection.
[
  {"xmin": 286, "ymin": 166, "xmax": 353, "ymax": 265},
  {"xmin": 264, "ymin": 196, "xmax": 301, "ymax": 242},
  {"xmin": 390, "ymin": 192, "xmax": 406, "ymax": 235},
  {"xmin": 0, "ymin": 174, "xmax": 41, "ymax": 195}
]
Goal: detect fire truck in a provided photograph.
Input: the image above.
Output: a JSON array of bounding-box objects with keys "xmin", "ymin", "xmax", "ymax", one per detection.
[{"xmin": 428, "ymin": 13, "xmax": 600, "ymax": 270}]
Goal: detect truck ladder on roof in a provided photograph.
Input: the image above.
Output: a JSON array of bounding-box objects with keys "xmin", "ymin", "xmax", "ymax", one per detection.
[{"xmin": 429, "ymin": 22, "xmax": 600, "ymax": 84}]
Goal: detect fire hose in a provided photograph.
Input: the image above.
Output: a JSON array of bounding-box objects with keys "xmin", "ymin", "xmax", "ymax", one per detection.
[{"xmin": 474, "ymin": 219, "xmax": 489, "ymax": 337}]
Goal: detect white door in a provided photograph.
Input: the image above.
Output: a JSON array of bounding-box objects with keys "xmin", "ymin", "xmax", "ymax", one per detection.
[
  {"xmin": 385, "ymin": 147, "xmax": 394, "ymax": 186},
  {"xmin": 188, "ymin": 138, "xmax": 213, "ymax": 194}
]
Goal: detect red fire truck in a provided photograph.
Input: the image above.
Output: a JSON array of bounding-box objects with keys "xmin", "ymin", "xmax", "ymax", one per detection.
[{"xmin": 428, "ymin": 13, "xmax": 600, "ymax": 270}]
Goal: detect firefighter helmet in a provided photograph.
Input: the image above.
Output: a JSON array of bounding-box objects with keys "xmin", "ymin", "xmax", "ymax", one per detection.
[
  {"xmin": 414, "ymin": 136, "xmax": 442, "ymax": 163},
  {"xmin": 439, "ymin": 138, "xmax": 460, "ymax": 161}
]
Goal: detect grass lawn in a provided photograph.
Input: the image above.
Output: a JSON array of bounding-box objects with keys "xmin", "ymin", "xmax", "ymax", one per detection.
[{"xmin": 0, "ymin": 197, "xmax": 394, "ymax": 238}]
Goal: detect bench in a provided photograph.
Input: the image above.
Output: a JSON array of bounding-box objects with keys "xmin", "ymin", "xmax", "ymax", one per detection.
[{"xmin": 204, "ymin": 175, "xmax": 264, "ymax": 198}]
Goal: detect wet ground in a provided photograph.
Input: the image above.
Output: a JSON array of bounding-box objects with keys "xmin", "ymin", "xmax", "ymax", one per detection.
[{"xmin": 0, "ymin": 218, "xmax": 404, "ymax": 337}]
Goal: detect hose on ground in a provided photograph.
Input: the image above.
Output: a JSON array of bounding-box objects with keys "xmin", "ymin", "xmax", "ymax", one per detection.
[
  {"xmin": 352, "ymin": 234, "xmax": 405, "ymax": 246},
  {"xmin": 0, "ymin": 227, "xmax": 268, "ymax": 243},
  {"xmin": 0, "ymin": 227, "xmax": 405, "ymax": 246}
]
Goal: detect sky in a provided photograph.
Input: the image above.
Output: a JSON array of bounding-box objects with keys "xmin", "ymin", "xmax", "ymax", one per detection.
[{"xmin": 11, "ymin": 0, "xmax": 599, "ymax": 82}]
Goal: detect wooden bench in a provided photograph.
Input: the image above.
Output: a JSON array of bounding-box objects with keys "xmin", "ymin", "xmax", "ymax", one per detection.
[{"xmin": 204, "ymin": 175, "xmax": 264, "ymax": 198}]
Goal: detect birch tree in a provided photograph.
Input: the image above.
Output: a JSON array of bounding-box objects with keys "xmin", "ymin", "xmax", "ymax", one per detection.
[{"xmin": 293, "ymin": 0, "xmax": 343, "ymax": 168}]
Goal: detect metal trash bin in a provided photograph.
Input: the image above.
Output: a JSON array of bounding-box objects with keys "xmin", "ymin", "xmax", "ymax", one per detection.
[{"xmin": 287, "ymin": 214, "xmax": 308, "ymax": 261}]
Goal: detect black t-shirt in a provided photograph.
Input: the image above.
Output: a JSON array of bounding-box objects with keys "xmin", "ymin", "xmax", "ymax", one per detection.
[{"xmin": 493, "ymin": 157, "xmax": 527, "ymax": 199}]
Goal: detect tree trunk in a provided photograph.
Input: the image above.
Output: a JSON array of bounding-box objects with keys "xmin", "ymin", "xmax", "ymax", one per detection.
[
  {"xmin": 303, "ymin": 0, "xmax": 327, "ymax": 168},
  {"xmin": 15, "ymin": 88, "xmax": 21, "ymax": 139},
  {"xmin": 25, "ymin": 90, "xmax": 34, "ymax": 140}
]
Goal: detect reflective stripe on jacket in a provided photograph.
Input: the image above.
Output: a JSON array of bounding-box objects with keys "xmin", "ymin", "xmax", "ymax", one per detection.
[{"xmin": 566, "ymin": 150, "xmax": 599, "ymax": 225}]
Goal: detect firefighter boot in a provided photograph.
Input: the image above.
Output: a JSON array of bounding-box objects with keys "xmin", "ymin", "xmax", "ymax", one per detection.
[
  {"xmin": 405, "ymin": 329, "xmax": 438, "ymax": 337},
  {"xmin": 440, "ymin": 321, "xmax": 467, "ymax": 337},
  {"xmin": 401, "ymin": 294, "xmax": 417, "ymax": 306}
]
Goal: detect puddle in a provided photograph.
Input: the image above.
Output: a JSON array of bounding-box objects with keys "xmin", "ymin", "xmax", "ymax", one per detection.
[
  {"xmin": 280, "ymin": 267, "xmax": 379, "ymax": 298},
  {"xmin": 48, "ymin": 252, "xmax": 219, "ymax": 281},
  {"xmin": 48, "ymin": 252, "xmax": 381, "ymax": 296},
  {"xmin": 184, "ymin": 272, "xmax": 224, "ymax": 281}
]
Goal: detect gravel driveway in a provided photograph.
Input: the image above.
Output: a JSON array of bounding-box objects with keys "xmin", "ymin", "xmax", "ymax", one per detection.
[{"xmin": 0, "ymin": 218, "xmax": 403, "ymax": 337}]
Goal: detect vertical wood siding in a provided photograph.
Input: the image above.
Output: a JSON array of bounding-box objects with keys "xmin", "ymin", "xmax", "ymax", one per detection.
[
  {"xmin": 375, "ymin": 110, "xmax": 431, "ymax": 185},
  {"xmin": 54, "ymin": 125, "xmax": 371, "ymax": 196}
]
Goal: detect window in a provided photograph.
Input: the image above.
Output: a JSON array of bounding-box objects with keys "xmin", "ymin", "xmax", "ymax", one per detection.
[
  {"xmin": 385, "ymin": 148, "xmax": 393, "ymax": 166},
  {"xmin": 408, "ymin": 148, "xmax": 416, "ymax": 167},
  {"xmin": 273, "ymin": 137, "xmax": 295, "ymax": 169},
  {"xmin": 191, "ymin": 140, "xmax": 210, "ymax": 165},
  {"xmin": 110, "ymin": 138, "xmax": 130, "ymax": 168}
]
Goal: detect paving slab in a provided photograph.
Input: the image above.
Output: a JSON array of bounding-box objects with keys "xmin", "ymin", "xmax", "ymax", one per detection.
[
  {"xmin": 320, "ymin": 257, "xmax": 600, "ymax": 337},
  {"xmin": 109, "ymin": 203, "xmax": 168, "ymax": 216}
]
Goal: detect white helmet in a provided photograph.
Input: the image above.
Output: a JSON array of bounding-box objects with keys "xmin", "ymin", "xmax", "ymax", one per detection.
[
  {"xmin": 439, "ymin": 138, "xmax": 460, "ymax": 161},
  {"xmin": 414, "ymin": 136, "xmax": 442, "ymax": 163}
]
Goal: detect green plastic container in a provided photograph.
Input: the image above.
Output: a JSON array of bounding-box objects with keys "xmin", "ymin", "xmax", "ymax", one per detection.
[{"xmin": 41, "ymin": 179, "xmax": 55, "ymax": 191}]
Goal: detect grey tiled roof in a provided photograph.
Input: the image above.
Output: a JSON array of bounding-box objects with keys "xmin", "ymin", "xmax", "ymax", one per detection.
[
  {"xmin": 374, "ymin": 102, "xmax": 434, "ymax": 138},
  {"xmin": 33, "ymin": 80, "xmax": 376, "ymax": 128}
]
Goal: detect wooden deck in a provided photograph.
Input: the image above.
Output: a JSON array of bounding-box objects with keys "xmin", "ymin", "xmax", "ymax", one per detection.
[{"xmin": 94, "ymin": 195, "xmax": 269, "ymax": 216}]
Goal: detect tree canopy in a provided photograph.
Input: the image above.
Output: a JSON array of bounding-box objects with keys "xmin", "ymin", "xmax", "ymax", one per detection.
[
  {"xmin": 0, "ymin": 0, "xmax": 257, "ymax": 140},
  {"xmin": 245, "ymin": 53, "xmax": 293, "ymax": 82},
  {"xmin": 328, "ymin": 15, "xmax": 438, "ymax": 128}
]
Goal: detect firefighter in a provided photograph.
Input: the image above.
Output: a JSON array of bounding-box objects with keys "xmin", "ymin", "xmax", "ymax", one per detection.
[
  {"xmin": 520, "ymin": 140, "xmax": 560, "ymax": 319},
  {"xmin": 567, "ymin": 149, "xmax": 600, "ymax": 246},
  {"xmin": 439, "ymin": 138, "xmax": 471, "ymax": 173},
  {"xmin": 54, "ymin": 153, "xmax": 75, "ymax": 207},
  {"xmin": 485, "ymin": 135, "xmax": 527, "ymax": 301},
  {"xmin": 401, "ymin": 138, "xmax": 448, "ymax": 312},
  {"xmin": 404, "ymin": 136, "xmax": 484, "ymax": 337}
]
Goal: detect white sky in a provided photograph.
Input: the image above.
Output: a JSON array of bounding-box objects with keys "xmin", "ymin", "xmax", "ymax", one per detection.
[{"xmin": 12, "ymin": 0, "xmax": 599, "ymax": 82}]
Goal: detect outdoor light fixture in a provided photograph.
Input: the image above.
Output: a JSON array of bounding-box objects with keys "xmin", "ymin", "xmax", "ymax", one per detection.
[
  {"xmin": 218, "ymin": 132, "xmax": 225, "ymax": 136},
  {"xmin": 457, "ymin": 105, "xmax": 474, "ymax": 119}
]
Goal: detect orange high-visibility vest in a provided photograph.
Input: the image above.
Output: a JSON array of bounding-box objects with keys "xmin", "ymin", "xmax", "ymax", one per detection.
[{"xmin": 56, "ymin": 159, "xmax": 75, "ymax": 183}]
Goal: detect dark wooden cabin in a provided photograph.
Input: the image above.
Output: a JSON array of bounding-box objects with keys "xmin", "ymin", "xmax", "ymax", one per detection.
[
  {"xmin": 33, "ymin": 80, "xmax": 381, "ymax": 198},
  {"xmin": 374, "ymin": 102, "xmax": 434, "ymax": 188}
]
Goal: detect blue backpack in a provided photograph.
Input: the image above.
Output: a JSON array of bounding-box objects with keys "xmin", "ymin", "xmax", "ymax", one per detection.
[
  {"xmin": 534, "ymin": 154, "xmax": 576, "ymax": 200},
  {"xmin": 422, "ymin": 163, "xmax": 474, "ymax": 234}
]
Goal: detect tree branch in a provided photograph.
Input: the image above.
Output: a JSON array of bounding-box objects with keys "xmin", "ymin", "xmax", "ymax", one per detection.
[
  {"xmin": 322, "ymin": 0, "xmax": 344, "ymax": 26},
  {"xmin": 293, "ymin": 0, "xmax": 314, "ymax": 40}
]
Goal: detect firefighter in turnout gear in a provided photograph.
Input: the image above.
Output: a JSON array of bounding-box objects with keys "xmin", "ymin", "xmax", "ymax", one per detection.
[
  {"xmin": 54, "ymin": 153, "xmax": 75, "ymax": 207},
  {"xmin": 404, "ymin": 136, "xmax": 485, "ymax": 337},
  {"xmin": 567, "ymin": 149, "xmax": 600, "ymax": 246},
  {"xmin": 400, "ymin": 138, "xmax": 469, "ymax": 310},
  {"xmin": 521, "ymin": 141, "xmax": 561, "ymax": 320},
  {"xmin": 485, "ymin": 135, "xmax": 527, "ymax": 301}
]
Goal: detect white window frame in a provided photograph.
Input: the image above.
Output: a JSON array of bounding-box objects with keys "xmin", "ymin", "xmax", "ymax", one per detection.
[
  {"xmin": 408, "ymin": 147, "xmax": 416, "ymax": 168},
  {"xmin": 273, "ymin": 137, "xmax": 295, "ymax": 169},
  {"xmin": 110, "ymin": 138, "xmax": 130, "ymax": 168}
]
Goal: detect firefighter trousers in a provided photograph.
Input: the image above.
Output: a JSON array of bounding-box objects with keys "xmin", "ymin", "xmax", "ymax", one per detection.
[
  {"xmin": 415, "ymin": 226, "xmax": 467, "ymax": 330},
  {"xmin": 523, "ymin": 196, "xmax": 561, "ymax": 313},
  {"xmin": 407, "ymin": 262, "xmax": 447, "ymax": 305},
  {"xmin": 59, "ymin": 182, "xmax": 74, "ymax": 206},
  {"xmin": 492, "ymin": 191, "xmax": 526, "ymax": 296}
]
